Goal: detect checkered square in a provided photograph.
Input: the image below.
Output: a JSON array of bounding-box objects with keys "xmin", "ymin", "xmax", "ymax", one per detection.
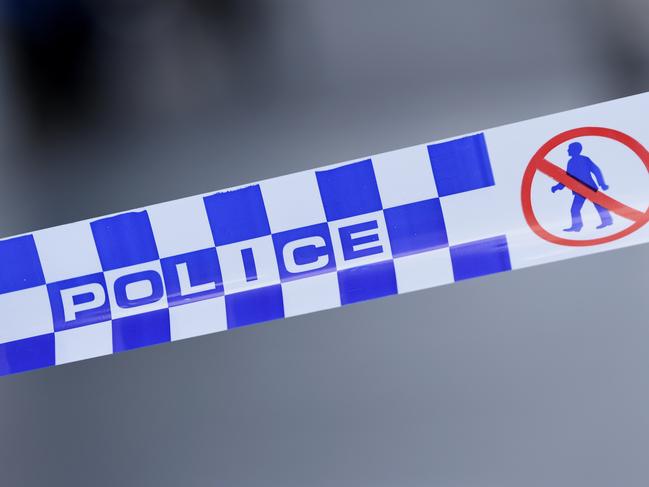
[
  {"xmin": 450, "ymin": 235, "xmax": 512, "ymax": 281},
  {"xmin": 439, "ymin": 186, "xmax": 508, "ymax": 246},
  {"xmin": 148, "ymin": 196, "xmax": 215, "ymax": 258},
  {"xmin": 0, "ymin": 285, "xmax": 53, "ymax": 343},
  {"xmin": 394, "ymin": 248, "xmax": 454, "ymax": 294},
  {"xmin": 225, "ymin": 285, "xmax": 284, "ymax": 329},
  {"xmin": 338, "ymin": 260, "xmax": 398, "ymax": 305},
  {"xmin": 427, "ymin": 133, "xmax": 495, "ymax": 197},
  {"xmin": 55, "ymin": 321, "xmax": 112, "ymax": 365},
  {"xmin": 0, "ymin": 334, "xmax": 54, "ymax": 375},
  {"xmin": 316, "ymin": 159, "xmax": 383, "ymax": 221},
  {"xmin": 169, "ymin": 297, "xmax": 227, "ymax": 341},
  {"xmin": 281, "ymin": 272, "xmax": 340, "ymax": 317},
  {"xmin": 204, "ymin": 185, "xmax": 271, "ymax": 246},
  {"xmin": 112, "ymin": 309, "xmax": 171, "ymax": 353},
  {"xmin": 91, "ymin": 211, "xmax": 159, "ymax": 271},
  {"xmin": 261, "ymin": 171, "xmax": 326, "ymax": 233},
  {"xmin": 384, "ymin": 199, "xmax": 447, "ymax": 257},
  {"xmin": 0, "ymin": 235, "xmax": 45, "ymax": 294},
  {"xmin": 35, "ymin": 221, "xmax": 103, "ymax": 282},
  {"xmin": 373, "ymin": 144, "xmax": 438, "ymax": 208}
]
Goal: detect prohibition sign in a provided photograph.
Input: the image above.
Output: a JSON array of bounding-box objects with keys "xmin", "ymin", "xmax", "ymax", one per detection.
[{"xmin": 521, "ymin": 127, "xmax": 649, "ymax": 246}]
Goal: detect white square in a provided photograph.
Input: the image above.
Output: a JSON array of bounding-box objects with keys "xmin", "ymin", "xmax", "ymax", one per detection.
[
  {"xmin": 328, "ymin": 211, "xmax": 392, "ymax": 270},
  {"xmin": 105, "ymin": 261, "xmax": 167, "ymax": 319},
  {"xmin": 0, "ymin": 286, "xmax": 54, "ymax": 343},
  {"xmin": 282, "ymin": 272, "xmax": 340, "ymax": 317},
  {"xmin": 34, "ymin": 221, "xmax": 102, "ymax": 282},
  {"xmin": 439, "ymin": 186, "xmax": 510, "ymax": 246},
  {"xmin": 217, "ymin": 236, "xmax": 280, "ymax": 294},
  {"xmin": 394, "ymin": 248, "xmax": 454, "ymax": 294},
  {"xmin": 260, "ymin": 170, "xmax": 327, "ymax": 233},
  {"xmin": 147, "ymin": 196, "xmax": 215, "ymax": 258},
  {"xmin": 169, "ymin": 297, "xmax": 227, "ymax": 341},
  {"xmin": 372, "ymin": 144, "xmax": 438, "ymax": 208},
  {"xmin": 55, "ymin": 321, "xmax": 112, "ymax": 365}
]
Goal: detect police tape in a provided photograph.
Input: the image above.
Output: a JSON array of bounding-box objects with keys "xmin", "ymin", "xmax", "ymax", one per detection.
[{"xmin": 2, "ymin": 92, "xmax": 649, "ymax": 377}]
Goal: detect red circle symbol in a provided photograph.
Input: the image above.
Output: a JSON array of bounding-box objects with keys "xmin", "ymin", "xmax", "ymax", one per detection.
[{"xmin": 521, "ymin": 127, "xmax": 649, "ymax": 246}]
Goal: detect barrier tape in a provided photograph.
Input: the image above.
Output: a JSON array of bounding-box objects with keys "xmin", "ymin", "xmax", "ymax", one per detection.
[{"xmin": 2, "ymin": 93, "xmax": 649, "ymax": 377}]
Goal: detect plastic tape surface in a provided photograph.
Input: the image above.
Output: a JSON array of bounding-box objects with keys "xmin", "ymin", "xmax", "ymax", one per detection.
[{"xmin": 2, "ymin": 93, "xmax": 649, "ymax": 376}]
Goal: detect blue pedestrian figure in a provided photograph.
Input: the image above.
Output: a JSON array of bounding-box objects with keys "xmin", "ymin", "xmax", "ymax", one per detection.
[{"xmin": 551, "ymin": 142, "xmax": 613, "ymax": 232}]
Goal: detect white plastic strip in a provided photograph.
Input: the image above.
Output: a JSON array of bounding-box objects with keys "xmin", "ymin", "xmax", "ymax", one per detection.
[{"xmin": 1, "ymin": 92, "xmax": 648, "ymax": 377}]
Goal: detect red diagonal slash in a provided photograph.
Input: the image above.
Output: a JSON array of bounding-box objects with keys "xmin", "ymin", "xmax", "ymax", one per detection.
[{"xmin": 537, "ymin": 158, "xmax": 645, "ymax": 222}]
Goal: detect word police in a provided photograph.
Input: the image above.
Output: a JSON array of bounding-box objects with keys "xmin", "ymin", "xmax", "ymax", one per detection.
[{"xmin": 50, "ymin": 214, "xmax": 391, "ymax": 329}]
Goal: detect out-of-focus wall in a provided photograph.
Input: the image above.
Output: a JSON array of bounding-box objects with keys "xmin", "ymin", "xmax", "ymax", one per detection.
[{"xmin": 3, "ymin": 0, "xmax": 647, "ymax": 239}]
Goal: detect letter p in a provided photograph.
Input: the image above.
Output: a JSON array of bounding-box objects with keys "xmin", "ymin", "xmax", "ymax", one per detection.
[{"xmin": 48, "ymin": 273, "xmax": 111, "ymax": 331}]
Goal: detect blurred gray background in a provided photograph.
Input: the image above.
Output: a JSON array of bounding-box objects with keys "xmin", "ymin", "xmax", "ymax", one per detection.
[{"xmin": 1, "ymin": 1, "xmax": 649, "ymax": 485}]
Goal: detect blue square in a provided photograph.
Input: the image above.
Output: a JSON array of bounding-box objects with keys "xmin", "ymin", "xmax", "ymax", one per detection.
[
  {"xmin": 450, "ymin": 235, "xmax": 511, "ymax": 281},
  {"xmin": 48, "ymin": 273, "xmax": 111, "ymax": 332},
  {"xmin": 384, "ymin": 199, "xmax": 448, "ymax": 257},
  {"xmin": 316, "ymin": 159, "xmax": 383, "ymax": 221},
  {"xmin": 0, "ymin": 235, "xmax": 45, "ymax": 294},
  {"xmin": 161, "ymin": 248, "xmax": 224, "ymax": 307},
  {"xmin": 338, "ymin": 260, "xmax": 397, "ymax": 305},
  {"xmin": 273, "ymin": 223, "xmax": 335, "ymax": 282},
  {"xmin": 427, "ymin": 133, "xmax": 495, "ymax": 197},
  {"xmin": 225, "ymin": 285, "xmax": 284, "ymax": 329},
  {"xmin": 112, "ymin": 309, "xmax": 171, "ymax": 352},
  {"xmin": 0, "ymin": 334, "xmax": 55, "ymax": 376},
  {"xmin": 204, "ymin": 185, "xmax": 271, "ymax": 246},
  {"xmin": 91, "ymin": 211, "xmax": 159, "ymax": 271}
]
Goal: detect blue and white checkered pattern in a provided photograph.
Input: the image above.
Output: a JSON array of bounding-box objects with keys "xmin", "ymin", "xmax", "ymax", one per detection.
[{"xmin": 0, "ymin": 132, "xmax": 510, "ymax": 376}]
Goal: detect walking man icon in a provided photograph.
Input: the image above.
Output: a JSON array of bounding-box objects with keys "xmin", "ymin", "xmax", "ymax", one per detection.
[{"xmin": 551, "ymin": 142, "xmax": 613, "ymax": 232}]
